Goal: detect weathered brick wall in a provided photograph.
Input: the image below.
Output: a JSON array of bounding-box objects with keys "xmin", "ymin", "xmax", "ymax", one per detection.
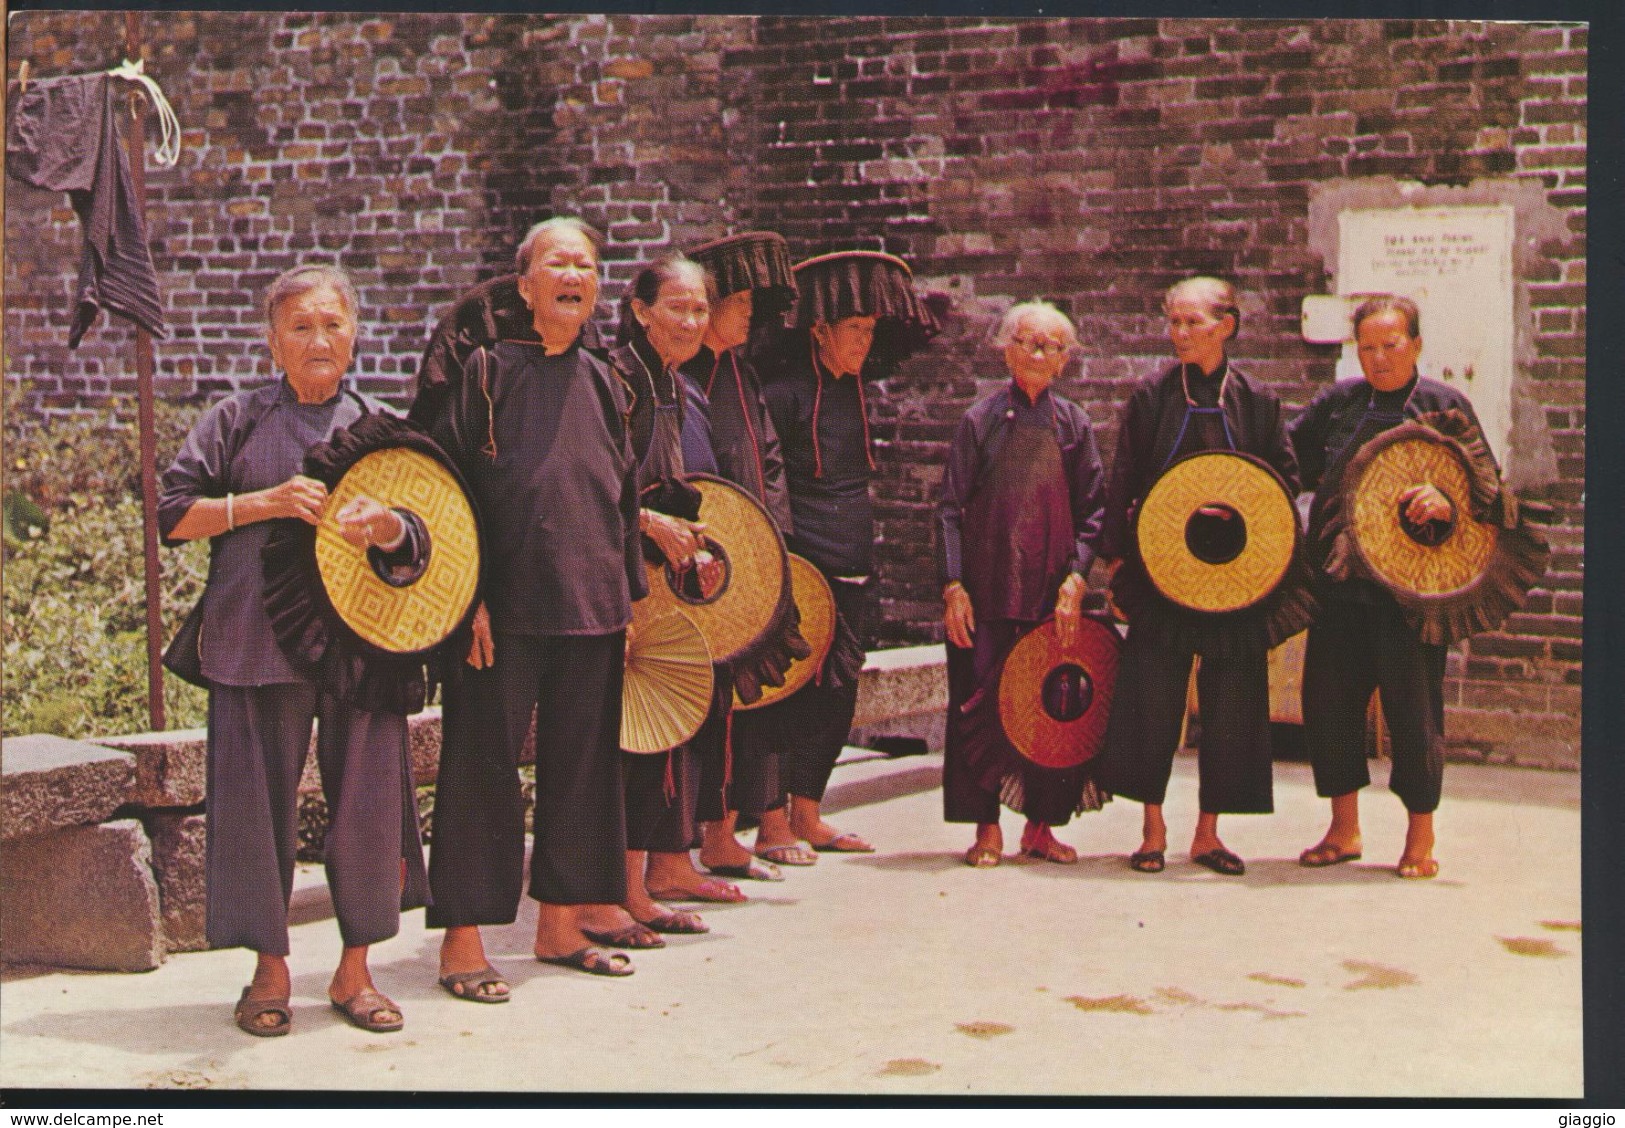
[{"xmin": 4, "ymin": 15, "xmax": 1585, "ymax": 763}]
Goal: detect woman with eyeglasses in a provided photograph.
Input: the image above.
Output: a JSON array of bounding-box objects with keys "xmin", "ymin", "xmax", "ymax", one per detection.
[{"xmin": 937, "ymin": 301, "xmax": 1108, "ymax": 867}]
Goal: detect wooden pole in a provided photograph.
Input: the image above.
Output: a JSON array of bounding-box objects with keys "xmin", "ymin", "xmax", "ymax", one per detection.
[{"xmin": 124, "ymin": 10, "xmax": 166, "ymax": 731}]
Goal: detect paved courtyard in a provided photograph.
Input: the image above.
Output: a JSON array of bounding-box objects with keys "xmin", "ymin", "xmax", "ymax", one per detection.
[{"xmin": 0, "ymin": 752, "xmax": 1583, "ymax": 1098}]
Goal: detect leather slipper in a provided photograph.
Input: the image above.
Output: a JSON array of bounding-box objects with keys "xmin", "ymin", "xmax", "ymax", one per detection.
[
  {"xmin": 234, "ymin": 986, "xmax": 291, "ymax": 1037},
  {"xmin": 1129, "ymin": 849, "xmax": 1166, "ymax": 874},
  {"xmin": 437, "ymin": 966, "xmax": 511, "ymax": 1004},
  {"xmin": 755, "ymin": 843, "xmax": 817, "ymax": 867},
  {"xmin": 330, "ymin": 988, "xmax": 404, "ymax": 1033},
  {"xmin": 535, "ymin": 946, "xmax": 635, "ymax": 977},
  {"xmin": 1193, "ymin": 848, "xmax": 1246, "ymax": 876},
  {"xmin": 581, "ymin": 922, "xmax": 665, "ymax": 950},
  {"xmin": 647, "ymin": 879, "xmax": 747, "ymax": 903},
  {"xmin": 705, "ymin": 858, "xmax": 784, "ymax": 882},
  {"xmin": 1299, "ymin": 844, "xmax": 1363, "ymax": 868},
  {"xmin": 639, "ymin": 908, "xmax": 709, "ymax": 935},
  {"xmin": 1019, "ymin": 839, "xmax": 1078, "ymax": 865},
  {"xmin": 811, "ymin": 832, "xmax": 874, "ymax": 854}
]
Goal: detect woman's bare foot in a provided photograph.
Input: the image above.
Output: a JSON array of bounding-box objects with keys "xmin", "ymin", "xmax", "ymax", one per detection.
[
  {"xmin": 534, "ymin": 902, "xmax": 607, "ymax": 961},
  {"xmin": 964, "ymin": 821, "xmax": 1002, "ymax": 867},
  {"xmin": 1018, "ymin": 820, "xmax": 1077, "ymax": 864},
  {"xmin": 645, "ymin": 849, "xmax": 743, "ymax": 901},
  {"xmin": 239, "ymin": 953, "xmax": 292, "ymax": 1033},
  {"xmin": 789, "ymin": 795, "xmax": 873, "ymax": 852},
  {"xmin": 752, "ymin": 806, "xmax": 817, "ymax": 865},
  {"xmin": 1136, "ymin": 803, "xmax": 1168, "ymax": 858},
  {"xmin": 1396, "ymin": 810, "xmax": 1438, "ymax": 879},
  {"xmin": 438, "ymin": 925, "xmax": 509, "ymax": 1001},
  {"xmin": 698, "ymin": 813, "xmax": 756, "ymax": 871},
  {"xmin": 1300, "ymin": 792, "xmax": 1364, "ymax": 867}
]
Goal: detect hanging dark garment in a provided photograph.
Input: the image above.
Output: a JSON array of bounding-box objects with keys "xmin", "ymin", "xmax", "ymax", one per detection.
[{"xmin": 6, "ymin": 73, "xmax": 167, "ymax": 346}]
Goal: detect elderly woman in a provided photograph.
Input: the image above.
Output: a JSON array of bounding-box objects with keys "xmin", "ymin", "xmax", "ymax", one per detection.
[
  {"xmin": 937, "ymin": 302, "xmax": 1108, "ymax": 866},
  {"xmin": 414, "ymin": 217, "xmax": 646, "ymax": 987},
  {"xmin": 576, "ymin": 253, "xmax": 737, "ymax": 952},
  {"xmin": 1094, "ymin": 276, "xmax": 1301, "ymax": 876},
  {"xmin": 158, "ymin": 264, "xmax": 429, "ymax": 1036},
  {"xmin": 1290, "ymin": 296, "xmax": 1491, "ymax": 879}
]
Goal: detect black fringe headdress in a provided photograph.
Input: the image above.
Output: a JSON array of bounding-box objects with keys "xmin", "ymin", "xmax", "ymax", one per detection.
[{"xmin": 686, "ymin": 231, "xmax": 799, "ymax": 320}]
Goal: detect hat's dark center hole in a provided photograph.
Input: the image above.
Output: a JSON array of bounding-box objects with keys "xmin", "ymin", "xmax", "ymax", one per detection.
[
  {"xmin": 666, "ymin": 536, "xmax": 732, "ymax": 605},
  {"xmin": 1397, "ymin": 495, "xmax": 1456, "ymax": 546},
  {"xmin": 1041, "ymin": 663, "xmax": 1094, "ymax": 723},
  {"xmin": 1185, "ymin": 504, "xmax": 1246, "ymax": 565},
  {"xmin": 368, "ymin": 508, "xmax": 430, "ymax": 587}
]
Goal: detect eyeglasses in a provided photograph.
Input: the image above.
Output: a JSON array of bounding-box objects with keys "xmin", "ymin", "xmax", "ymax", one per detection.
[{"xmin": 1010, "ymin": 336, "xmax": 1068, "ymax": 358}]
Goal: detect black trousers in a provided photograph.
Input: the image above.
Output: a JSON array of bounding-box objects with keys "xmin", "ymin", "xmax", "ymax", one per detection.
[
  {"xmin": 723, "ymin": 706, "xmax": 788, "ymax": 831},
  {"xmin": 1096, "ymin": 609, "xmax": 1274, "ymax": 814},
  {"xmin": 777, "ymin": 577, "xmax": 868, "ymax": 803},
  {"xmin": 624, "ymin": 745, "xmax": 699, "ymax": 853},
  {"xmin": 206, "ymin": 684, "xmax": 427, "ymax": 955},
  {"xmin": 1303, "ymin": 597, "xmax": 1447, "ymax": 814},
  {"xmin": 427, "ymin": 632, "xmax": 627, "ymax": 926}
]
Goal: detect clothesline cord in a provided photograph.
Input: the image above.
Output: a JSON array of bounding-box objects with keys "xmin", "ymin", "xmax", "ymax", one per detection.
[{"xmin": 107, "ymin": 58, "xmax": 181, "ymax": 167}]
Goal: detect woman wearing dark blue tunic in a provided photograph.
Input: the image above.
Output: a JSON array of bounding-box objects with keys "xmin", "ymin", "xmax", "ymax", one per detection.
[
  {"xmin": 159, "ymin": 265, "xmax": 429, "ymax": 1036},
  {"xmin": 938, "ymin": 302, "xmax": 1108, "ymax": 867}
]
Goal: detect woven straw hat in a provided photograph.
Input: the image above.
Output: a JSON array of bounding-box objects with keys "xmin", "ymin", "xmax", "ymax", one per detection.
[
  {"xmin": 1135, "ymin": 450, "xmax": 1298, "ymax": 614},
  {"xmin": 735, "ymin": 554, "xmax": 835, "ymax": 711},
  {"xmin": 997, "ymin": 617, "xmax": 1121, "ymax": 769},
  {"xmin": 314, "ymin": 446, "xmax": 481, "ymax": 654},
  {"xmin": 622, "ymin": 601, "xmax": 715, "ymax": 754},
  {"xmin": 641, "ymin": 474, "xmax": 788, "ymax": 663}
]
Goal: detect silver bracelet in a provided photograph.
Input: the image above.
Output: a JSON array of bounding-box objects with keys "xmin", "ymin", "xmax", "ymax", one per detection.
[{"xmin": 226, "ymin": 493, "xmax": 235, "ymax": 531}]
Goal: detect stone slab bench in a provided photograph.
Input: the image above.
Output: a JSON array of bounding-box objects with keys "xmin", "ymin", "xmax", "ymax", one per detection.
[{"xmin": 1, "ymin": 646, "xmax": 951, "ymax": 972}]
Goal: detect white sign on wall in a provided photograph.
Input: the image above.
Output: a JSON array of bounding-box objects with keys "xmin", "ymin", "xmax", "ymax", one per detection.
[{"xmin": 1334, "ymin": 205, "xmax": 1516, "ymax": 459}]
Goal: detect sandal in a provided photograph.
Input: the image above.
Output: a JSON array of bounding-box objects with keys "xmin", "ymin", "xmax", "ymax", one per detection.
[
  {"xmin": 704, "ymin": 858, "xmax": 784, "ymax": 882},
  {"xmin": 581, "ymin": 922, "xmax": 665, "ymax": 950},
  {"xmin": 810, "ymin": 831, "xmax": 875, "ymax": 854},
  {"xmin": 1129, "ymin": 849, "xmax": 1165, "ymax": 874},
  {"xmin": 755, "ymin": 843, "xmax": 817, "ymax": 867},
  {"xmin": 535, "ymin": 946, "xmax": 635, "ymax": 977},
  {"xmin": 963, "ymin": 844, "xmax": 1001, "ymax": 869},
  {"xmin": 1299, "ymin": 843, "xmax": 1363, "ymax": 868},
  {"xmin": 234, "ymin": 986, "xmax": 291, "ymax": 1038},
  {"xmin": 638, "ymin": 909, "xmax": 709, "ymax": 935},
  {"xmin": 1019, "ymin": 837, "xmax": 1078, "ymax": 865},
  {"xmin": 437, "ymin": 965, "xmax": 511, "ymax": 1004},
  {"xmin": 330, "ymin": 988, "xmax": 404, "ymax": 1034},
  {"xmin": 646, "ymin": 878, "xmax": 747, "ymax": 904},
  {"xmin": 1193, "ymin": 848, "xmax": 1246, "ymax": 876},
  {"xmin": 1396, "ymin": 858, "xmax": 1440, "ymax": 880}
]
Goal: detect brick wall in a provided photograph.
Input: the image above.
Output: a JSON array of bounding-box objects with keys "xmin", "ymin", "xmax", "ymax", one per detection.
[{"xmin": 4, "ymin": 14, "xmax": 1585, "ymax": 764}]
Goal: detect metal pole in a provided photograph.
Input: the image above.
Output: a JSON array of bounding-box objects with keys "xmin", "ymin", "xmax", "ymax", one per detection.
[{"xmin": 124, "ymin": 10, "xmax": 166, "ymax": 731}]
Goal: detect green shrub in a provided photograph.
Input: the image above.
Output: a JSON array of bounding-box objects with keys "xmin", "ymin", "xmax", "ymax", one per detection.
[{"xmin": 4, "ymin": 393, "xmax": 213, "ymax": 739}]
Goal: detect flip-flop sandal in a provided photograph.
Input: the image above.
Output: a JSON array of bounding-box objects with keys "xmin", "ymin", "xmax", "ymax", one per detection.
[
  {"xmin": 647, "ymin": 879, "xmax": 747, "ymax": 903},
  {"xmin": 1019, "ymin": 839, "xmax": 1078, "ymax": 864},
  {"xmin": 438, "ymin": 966, "xmax": 511, "ymax": 1004},
  {"xmin": 755, "ymin": 843, "xmax": 817, "ymax": 867},
  {"xmin": 234, "ymin": 986, "xmax": 291, "ymax": 1037},
  {"xmin": 639, "ymin": 908, "xmax": 709, "ymax": 935},
  {"xmin": 330, "ymin": 988, "xmax": 404, "ymax": 1033},
  {"xmin": 811, "ymin": 832, "xmax": 875, "ymax": 854},
  {"xmin": 1396, "ymin": 858, "xmax": 1440, "ymax": 879},
  {"xmin": 1299, "ymin": 845, "xmax": 1363, "ymax": 868},
  {"xmin": 535, "ymin": 946, "xmax": 635, "ymax": 977},
  {"xmin": 1193, "ymin": 848, "xmax": 1246, "ymax": 876},
  {"xmin": 1129, "ymin": 849, "xmax": 1166, "ymax": 874},
  {"xmin": 704, "ymin": 858, "xmax": 784, "ymax": 882},
  {"xmin": 581, "ymin": 922, "xmax": 665, "ymax": 950},
  {"xmin": 963, "ymin": 845, "xmax": 1002, "ymax": 868}
]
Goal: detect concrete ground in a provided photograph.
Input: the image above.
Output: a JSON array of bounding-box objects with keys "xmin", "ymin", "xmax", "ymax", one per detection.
[{"xmin": 0, "ymin": 751, "xmax": 1582, "ymax": 1098}]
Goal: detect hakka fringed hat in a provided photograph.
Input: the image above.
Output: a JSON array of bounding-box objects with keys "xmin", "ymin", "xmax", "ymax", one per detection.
[
  {"xmin": 1329, "ymin": 410, "xmax": 1549, "ymax": 646},
  {"xmin": 687, "ymin": 231, "xmax": 798, "ymax": 317},
  {"xmin": 622, "ymin": 602, "xmax": 715, "ymax": 754},
  {"xmin": 735, "ymin": 554, "xmax": 835, "ymax": 712},
  {"xmin": 641, "ymin": 474, "xmax": 788, "ymax": 664},
  {"xmin": 997, "ymin": 616, "xmax": 1121, "ymax": 769},
  {"xmin": 1134, "ymin": 450, "xmax": 1299, "ymax": 615},
  {"xmin": 791, "ymin": 250, "xmax": 939, "ymax": 364},
  {"xmin": 261, "ymin": 413, "xmax": 481, "ymax": 714}
]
